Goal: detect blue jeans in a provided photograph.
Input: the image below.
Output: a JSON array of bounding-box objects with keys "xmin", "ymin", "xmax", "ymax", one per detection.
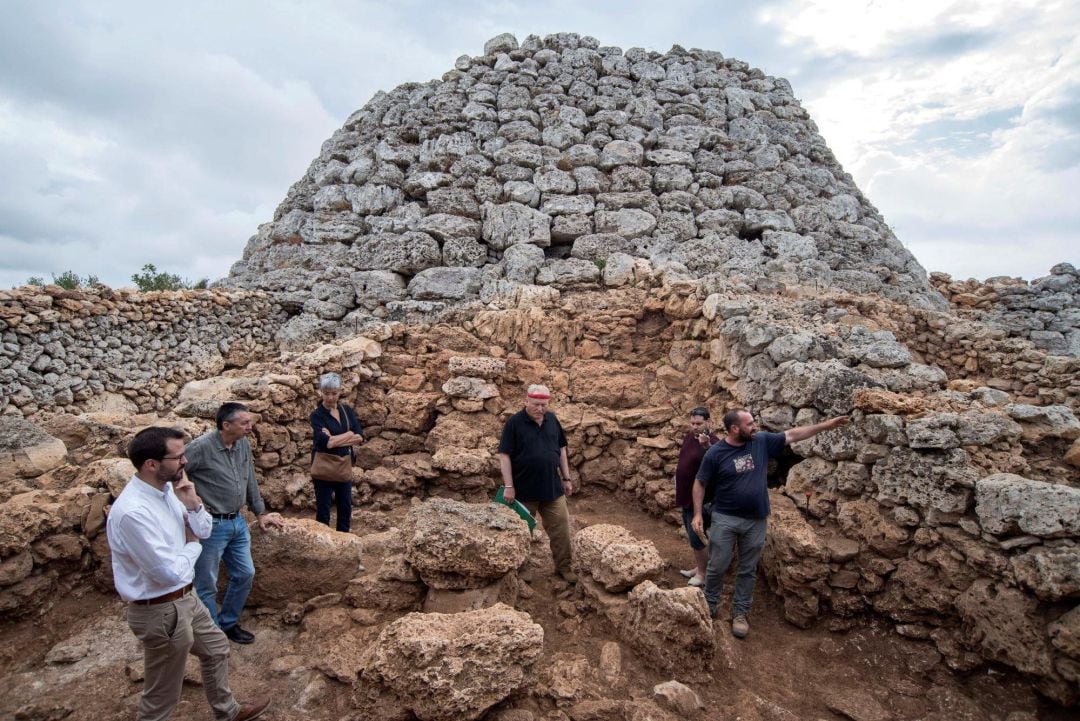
[
  {"xmin": 313, "ymin": 479, "xmax": 352, "ymax": 532},
  {"xmin": 703, "ymin": 511, "xmax": 768, "ymax": 617},
  {"xmin": 194, "ymin": 516, "xmax": 255, "ymax": 631}
]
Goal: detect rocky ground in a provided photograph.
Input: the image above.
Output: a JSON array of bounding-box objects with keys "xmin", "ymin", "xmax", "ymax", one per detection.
[{"xmin": 0, "ymin": 498, "xmax": 1064, "ymax": 721}]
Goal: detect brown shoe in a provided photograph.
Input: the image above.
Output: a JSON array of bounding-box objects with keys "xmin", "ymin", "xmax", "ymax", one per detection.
[
  {"xmin": 558, "ymin": 569, "xmax": 578, "ymax": 584},
  {"xmin": 234, "ymin": 697, "xmax": 270, "ymax": 721}
]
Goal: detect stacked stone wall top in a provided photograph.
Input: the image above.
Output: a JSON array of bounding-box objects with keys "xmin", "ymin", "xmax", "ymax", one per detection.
[
  {"xmin": 0, "ymin": 285, "xmax": 288, "ymax": 418},
  {"xmin": 930, "ymin": 262, "xmax": 1080, "ymax": 358}
]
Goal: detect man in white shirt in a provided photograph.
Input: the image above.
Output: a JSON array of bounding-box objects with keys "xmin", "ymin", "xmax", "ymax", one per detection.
[{"xmin": 107, "ymin": 426, "xmax": 270, "ymax": 721}]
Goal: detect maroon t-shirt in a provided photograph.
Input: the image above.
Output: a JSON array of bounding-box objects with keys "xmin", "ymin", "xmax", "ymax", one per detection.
[{"xmin": 674, "ymin": 431, "xmax": 719, "ymax": 508}]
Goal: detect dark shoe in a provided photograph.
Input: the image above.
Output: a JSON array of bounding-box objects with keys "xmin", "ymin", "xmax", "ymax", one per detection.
[
  {"xmin": 731, "ymin": 614, "xmax": 750, "ymax": 639},
  {"xmin": 558, "ymin": 569, "xmax": 578, "ymax": 584},
  {"xmin": 224, "ymin": 624, "xmax": 255, "ymax": 644},
  {"xmin": 233, "ymin": 697, "xmax": 270, "ymax": 721}
]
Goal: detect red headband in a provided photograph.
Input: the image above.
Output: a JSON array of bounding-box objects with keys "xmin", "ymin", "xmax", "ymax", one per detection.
[{"xmin": 527, "ymin": 390, "xmax": 551, "ymax": 399}]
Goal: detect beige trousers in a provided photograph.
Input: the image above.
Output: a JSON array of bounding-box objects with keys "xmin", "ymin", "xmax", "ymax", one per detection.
[
  {"xmin": 125, "ymin": 590, "xmax": 239, "ymax": 721},
  {"xmin": 523, "ymin": 495, "xmax": 573, "ymax": 575}
]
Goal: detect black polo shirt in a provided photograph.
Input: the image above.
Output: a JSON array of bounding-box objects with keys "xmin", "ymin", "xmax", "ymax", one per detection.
[{"xmin": 498, "ymin": 409, "xmax": 567, "ymax": 502}]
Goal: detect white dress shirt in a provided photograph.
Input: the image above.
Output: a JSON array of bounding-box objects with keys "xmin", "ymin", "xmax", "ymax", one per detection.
[{"xmin": 107, "ymin": 474, "xmax": 213, "ymax": 603}]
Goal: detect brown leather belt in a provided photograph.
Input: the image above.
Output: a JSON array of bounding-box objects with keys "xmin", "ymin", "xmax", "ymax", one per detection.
[{"xmin": 132, "ymin": 582, "xmax": 193, "ymax": 606}]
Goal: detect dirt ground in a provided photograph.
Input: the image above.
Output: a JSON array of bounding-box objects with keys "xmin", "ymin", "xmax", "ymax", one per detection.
[{"xmin": 0, "ymin": 495, "xmax": 1067, "ymax": 721}]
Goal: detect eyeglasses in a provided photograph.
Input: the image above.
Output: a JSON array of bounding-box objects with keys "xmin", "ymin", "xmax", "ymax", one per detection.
[{"xmin": 160, "ymin": 453, "xmax": 187, "ymax": 461}]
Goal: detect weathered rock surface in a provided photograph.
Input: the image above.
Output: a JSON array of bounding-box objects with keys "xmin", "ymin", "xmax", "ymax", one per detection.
[
  {"xmin": 0, "ymin": 419, "xmax": 67, "ymax": 482},
  {"xmin": 402, "ymin": 499, "xmax": 531, "ymax": 589},
  {"xmin": 572, "ymin": 524, "xmax": 664, "ymax": 592},
  {"xmin": 355, "ymin": 603, "xmax": 543, "ymax": 721},
  {"xmin": 621, "ymin": 581, "xmax": 714, "ymax": 675},
  {"xmin": 248, "ymin": 518, "xmax": 366, "ymax": 606},
  {"xmin": 975, "ymin": 474, "xmax": 1080, "ymax": 538}
]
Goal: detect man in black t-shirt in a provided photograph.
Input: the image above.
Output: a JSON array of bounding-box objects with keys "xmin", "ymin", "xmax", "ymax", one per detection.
[
  {"xmin": 691, "ymin": 408, "xmax": 849, "ymax": 639},
  {"xmin": 498, "ymin": 384, "xmax": 577, "ymax": 583}
]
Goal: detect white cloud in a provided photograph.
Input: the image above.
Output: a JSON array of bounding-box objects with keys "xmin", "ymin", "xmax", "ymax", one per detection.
[{"xmin": 759, "ymin": 0, "xmax": 1080, "ymax": 279}]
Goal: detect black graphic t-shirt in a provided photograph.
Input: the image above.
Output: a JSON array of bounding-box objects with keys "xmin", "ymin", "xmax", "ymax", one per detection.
[{"xmin": 695, "ymin": 432, "xmax": 786, "ymax": 519}]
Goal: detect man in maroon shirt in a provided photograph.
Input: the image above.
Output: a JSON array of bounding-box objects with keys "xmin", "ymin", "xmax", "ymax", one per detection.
[{"xmin": 674, "ymin": 407, "xmax": 720, "ymax": 587}]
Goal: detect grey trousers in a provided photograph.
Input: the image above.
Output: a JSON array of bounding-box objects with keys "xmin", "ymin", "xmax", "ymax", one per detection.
[
  {"xmin": 703, "ymin": 511, "xmax": 768, "ymax": 617},
  {"xmin": 126, "ymin": 590, "xmax": 240, "ymax": 721}
]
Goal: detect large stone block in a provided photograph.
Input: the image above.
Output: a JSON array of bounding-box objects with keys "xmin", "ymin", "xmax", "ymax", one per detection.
[
  {"xmin": 482, "ymin": 202, "xmax": 551, "ymax": 250},
  {"xmin": 975, "ymin": 473, "xmax": 1080, "ymax": 538},
  {"xmin": 351, "ymin": 232, "xmax": 442, "ymax": 274},
  {"xmin": 402, "ymin": 499, "xmax": 530, "ymax": 589},
  {"xmin": 354, "ymin": 603, "xmax": 543, "ymax": 721},
  {"xmin": 871, "ymin": 447, "xmax": 977, "ymax": 515},
  {"xmin": 572, "ymin": 524, "xmax": 664, "ymax": 592},
  {"xmin": 0, "ymin": 418, "xmax": 68, "ymax": 482},
  {"xmin": 248, "ymin": 518, "xmax": 366, "ymax": 606},
  {"xmin": 621, "ymin": 581, "xmax": 714, "ymax": 675}
]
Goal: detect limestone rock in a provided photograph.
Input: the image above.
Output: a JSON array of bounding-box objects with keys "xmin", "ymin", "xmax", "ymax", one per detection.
[
  {"xmin": 355, "ymin": 603, "xmax": 543, "ymax": 721},
  {"xmin": 0, "ymin": 418, "xmax": 68, "ymax": 481},
  {"xmin": 247, "ymin": 518, "xmax": 366, "ymax": 607},
  {"xmin": 1005, "ymin": 404, "xmax": 1080, "ymax": 442},
  {"xmin": 955, "ymin": 579, "xmax": 1055, "ymax": 677},
  {"xmin": 441, "ymin": 376, "xmax": 499, "ymax": 400},
  {"xmin": 482, "ymin": 202, "xmax": 551, "ymax": 250},
  {"xmin": 299, "ymin": 606, "xmax": 377, "ymax": 683},
  {"xmin": 975, "ymin": 474, "xmax": 1080, "ymax": 537},
  {"xmin": 572, "ymin": 524, "xmax": 664, "ymax": 593},
  {"xmin": 761, "ymin": 493, "xmax": 829, "ymax": 627},
  {"xmin": 0, "ymin": 490, "xmax": 69, "ymax": 557},
  {"xmin": 447, "ymin": 356, "xmax": 506, "ymax": 379},
  {"xmin": 345, "ymin": 555, "xmax": 425, "ymax": 612},
  {"xmin": 402, "ymin": 499, "xmax": 531, "ymax": 589},
  {"xmin": 621, "ymin": 581, "xmax": 714, "ymax": 675},
  {"xmin": 408, "ymin": 267, "xmax": 482, "ymax": 300},
  {"xmin": 872, "ymin": 447, "xmax": 977, "ymax": 515},
  {"xmin": 1010, "ymin": 544, "xmax": 1080, "ymax": 601},
  {"xmin": 353, "ymin": 232, "xmax": 443, "ymax": 274},
  {"xmin": 652, "ymin": 680, "xmax": 703, "ymax": 716}
]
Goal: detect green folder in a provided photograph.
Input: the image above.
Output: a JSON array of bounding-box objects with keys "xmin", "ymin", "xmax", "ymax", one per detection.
[{"xmin": 493, "ymin": 487, "xmax": 537, "ymax": 532}]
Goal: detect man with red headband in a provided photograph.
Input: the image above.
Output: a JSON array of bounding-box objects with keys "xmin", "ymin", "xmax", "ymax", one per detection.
[{"xmin": 498, "ymin": 384, "xmax": 577, "ymax": 583}]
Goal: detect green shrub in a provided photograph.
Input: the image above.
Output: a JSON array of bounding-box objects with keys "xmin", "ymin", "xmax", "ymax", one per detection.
[{"xmin": 131, "ymin": 263, "xmax": 201, "ymax": 292}]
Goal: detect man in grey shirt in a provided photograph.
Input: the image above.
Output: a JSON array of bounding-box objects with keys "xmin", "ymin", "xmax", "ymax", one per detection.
[{"xmin": 185, "ymin": 402, "xmax": 283, "ymax": 644}]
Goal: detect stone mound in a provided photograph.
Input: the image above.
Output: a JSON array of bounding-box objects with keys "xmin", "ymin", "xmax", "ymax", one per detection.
[{"xmin": 225, "ymin": 31, "xmax": 946, "ymax": 348}]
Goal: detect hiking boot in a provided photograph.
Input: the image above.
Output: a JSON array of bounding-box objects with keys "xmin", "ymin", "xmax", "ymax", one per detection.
[
  {"xmin": 233, "ymin": 697, "xmax": 270, "ymax": 721},
  {"xmin": 731, "ymin": 614, "xmax": 749, "ymax": 639}
]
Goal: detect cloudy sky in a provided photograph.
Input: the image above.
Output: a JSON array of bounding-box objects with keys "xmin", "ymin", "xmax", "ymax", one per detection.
[{"xmin": 1, "ymin": 0, "xmax": 1077, "ymax": 289}]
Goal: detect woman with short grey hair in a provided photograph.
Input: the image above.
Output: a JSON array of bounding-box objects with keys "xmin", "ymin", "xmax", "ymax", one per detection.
[{"xmin": 309, "ymin": 373, "xmax": 363, "ymax": 532}]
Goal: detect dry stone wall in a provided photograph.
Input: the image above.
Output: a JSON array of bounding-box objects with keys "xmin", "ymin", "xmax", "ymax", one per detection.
[
  {"xmin": 0, "ymin": 285, "xmax": 288, "ymax": 418},
  {"xmin": 226, "ymin": 32, "xmax": 947, "ymax": 350},
  {"xmin": 931, "ymin": 263, "xmax": 1080, "ymax": 358}
]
